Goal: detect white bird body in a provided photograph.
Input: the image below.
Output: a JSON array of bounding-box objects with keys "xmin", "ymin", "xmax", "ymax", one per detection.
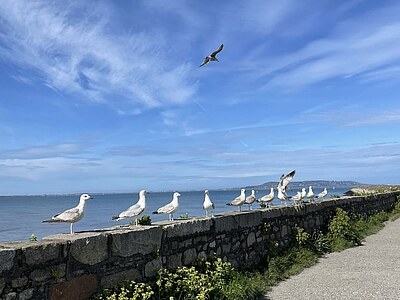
[
  {"xmin": 203, "ymin": 190, "xmax": 215, "ymax": 217},
  {"xmin": 301, "ymin": 188, "xmax": 306, "ymax": 199},
  {"xmin": 245, "ymin": 190, "xmax": 256, "ymax": 210},
  {"xmin": 154, "ymin": 192, "xmax": 181, "ymax": 221},
  {"xmin": 292, "ymin": 191, "xmax": 302, "ymax": 205},
  {"xmin": 43, "ymin": 193, "xmax": 93, "ymax": 234},
  {"xmin": 199, "ymin": 44, "xmax": 224, "ymax": 67},
  {"xmin": 227, "ymin": 188, "xmax": 246, "ymax": 211},
  {"xmin": 277, "ymin": 186, "xmax": 288, "ymax": 205},
  {"xmin": 258, "ymin": 188, "xmax": 274, "ymax": 207},
  {"xmin": 113, "ymin": 190, "xmax": 147, "ymax": 225},
  {"xmin": 317, "ymin": 188, "xmax": 328, "ymax": 198},
  {"xmin": 306, "ymin": 186, "xmax": 314, "ymax": 198}
]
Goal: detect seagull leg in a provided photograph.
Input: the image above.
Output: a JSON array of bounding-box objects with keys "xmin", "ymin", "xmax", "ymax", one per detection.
[
  {"xmin": 135, "ymin": 218, "xmax": 138, "ymax": 226},
  {"xmin": 70, "ymin": 223, "xmax": 73, "ymax": 235}
]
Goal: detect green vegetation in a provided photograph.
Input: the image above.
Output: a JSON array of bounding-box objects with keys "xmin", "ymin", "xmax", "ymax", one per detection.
[
  {"xmin": 29, "ymin": 233, "xmax": 37, "ymax": 242},
  {"xmin": 137, "ymin": 215, "xmax": 152, "ymax": 226},
  {"xmin": 93, "ymin": 197, "xmax": 400, "ymax": 300}
]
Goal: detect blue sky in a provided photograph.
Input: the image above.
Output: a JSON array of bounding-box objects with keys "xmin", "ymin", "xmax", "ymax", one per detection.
[{"xmin": 0, "ymin": 0, "xmax": 400, "ymax": 195}]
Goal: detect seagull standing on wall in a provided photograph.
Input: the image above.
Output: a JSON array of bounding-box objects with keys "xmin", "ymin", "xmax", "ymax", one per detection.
[
  {"xmin": 317, "ymin": 188, "xmax": 328, "ymax": 199},
  {"xmin": 43, "ymin": 194, "xmax": 93, "ymax": 234},
  {"xmin": 203, "ymin": 190, "xmax": 215, "ymax": 217},
  {"xmin": 307, "ymin": 186, "xmax": 315, "ymax": 202},
  {"xmin": 227, "ymin": 188, "xmax": 246, "ymax": 211},
  {"xmin": 277, "ymin": 186, "xmax": 288, "ymax": 206},
  {"xmin": 112, "ymin": 190, "xmax": 148, "ymax": 226},
  {"xmin": 199, "ymin": 44, "xmax": 224, "ymax": 67},
  {"xmin": 245, "ymin": 190, "xmax": 257, "ymax": 210},
  {"xmin": 258, "ymin": 188, "xmax": 274, "ymax": 207},
  {"xmin": 153, "ymin": 192, "xmax": 181, "ymax": 221}
]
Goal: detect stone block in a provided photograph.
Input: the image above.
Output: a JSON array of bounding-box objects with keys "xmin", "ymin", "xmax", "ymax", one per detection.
[
  {"xmin": 69, "ymin": 233, "xmax": 108, "ymax": 265},
  {"xmin": 23, "ymin": 241, "xmax": 65, "ymax": 266},
  {"xmin": 0, "ymin": 278, "xmax": 5, "ymax": 294},
  {"xmin": 30, "ymin": 268, "xmax": 51, "ymax": 282},
  {"xmin": 19, "ymin": 288, "xmax": 34, "ymax": 300},
  {"xmin": 11, "ymin": 277, "xmax": 28, "ymax": 288},
  {"xmin": 234, "ymin": 211, "xmax": 263, "ymax": 228},
  {"xmin": 145, "ymin": 258, "xmax": 161, "ymax": 278},
  {"xmin": 167, "ymin": 253, "xmax": 182, "ymax": 269},
  {"xmin": 163, "ymin": 218, "xmax": 212, "ymax": 238},
  {"xmin": 183, "ymin": 248, "xmax": 197, "ymax": 265},
  {"xmin": 214, "ymin": 214, "xmax": 239, "ymax": 233},
  {"xmin": 247, "ymin": 232, "xmax": 256, "ymax": 247},
  {"xmin": 100, "ymin": 269, "xmax": 141, "ymax": 289},
  {"xmin": 261, "ymin": 208, "xmax": 282, "ymax": 220},
  {"xmin": 5, "ymin": 292, "xmax": 17, "ymax": 300},
  {"xmin": 49, "ymin": 274, "xmax": 97, "ymax": 300},
  {"xmin": 112, "ymin": 226, "xmax": 162, "ymax": 258},
  {"xmin": 0, "ymin": 248, "xmax": 15, "ymax": 273}
]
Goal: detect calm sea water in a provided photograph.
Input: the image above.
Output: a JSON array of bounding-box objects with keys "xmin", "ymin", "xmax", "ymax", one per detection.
[{"xmin": 0, "ymin": 188, "xmax": 349, "ymax": 242}]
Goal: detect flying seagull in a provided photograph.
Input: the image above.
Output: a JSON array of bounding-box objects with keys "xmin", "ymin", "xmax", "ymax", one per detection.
[
  {"xmin": 203, "ymin": 190, "xmax": 215, "ymax": 217},
  {"xmin": 153, "ymin": 192, "xmax": 181, "ymax": 221},
  {"xmin": 112, "ymin": 190, "xmax": 148, "ymax": 226},
  {"xmin": 257, "ymin": 188, "xmax": 275, "ymax": 208},
  {"xmin": 245, "ymin": 189, "xmax": 256, "ymax": 210},
  {"xmin": 226, "ymin": 188, "xmax": 246, "ymax": 211},
  {"xmin": 277, "ymin": 170, "xmax": 296, "ymax": 196},
  {"xmin": 43, "ymin": 193, "xmax": 93, "ymax": 234},
  {"xmin": 199, "ymin": 44, "xmax": 224, "ymax": 67}
]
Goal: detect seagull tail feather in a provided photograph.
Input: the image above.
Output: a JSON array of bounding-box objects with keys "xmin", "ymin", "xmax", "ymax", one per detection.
[
  {"xmin": 42, "ymin": 219, "xmax": 58, "ymax": 223},
  {"xmin": 112, "ymin": 215, "xmax": 120, "ymax": 221},
  {"xmin": 153, "ymin": 211, "xmax": 159, "ymax": 214}
]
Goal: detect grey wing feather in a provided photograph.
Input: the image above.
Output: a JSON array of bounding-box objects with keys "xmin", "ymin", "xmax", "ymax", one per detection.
[
  {"xmin": 52, "ymin": 207, "xmax": 80, "ymax": 222},
  {"xmin": 211, "ymin": 44, "xmax": 223, "ymax": 57},
  {"xmin": 157, "ymin": 203, "xmax": 175, "ymax": 214},
  {"xmin": 119, "ymin": 204, "xmax": 144, "ymax": 218},
  {"xmin": 278, "ymin": 170, "xmax": 296, "ymax": 191},
  {"xmin": 199, "ymin": 57, "xmax": 210, "ymax": 67}
]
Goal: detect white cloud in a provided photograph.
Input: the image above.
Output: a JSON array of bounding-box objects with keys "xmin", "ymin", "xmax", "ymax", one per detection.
[{"xmin": 0, "ymin": 1, "xmax": 197, "ymax": 111}]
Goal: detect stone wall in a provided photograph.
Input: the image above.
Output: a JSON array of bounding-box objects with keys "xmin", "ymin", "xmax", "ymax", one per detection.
[{"xmin": 1, "ymin": 192, "xmax": 399, "ymax": 300}]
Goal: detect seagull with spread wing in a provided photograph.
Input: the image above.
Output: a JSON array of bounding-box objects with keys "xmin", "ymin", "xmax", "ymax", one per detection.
[
  {"xmin": 199, "ymin": 44, "xmax": 224, "ymax": 67},
  {"xmin": 43, "ymin": 193, "xmax": 93, "ymax": 234},
  {"xmin": 277, "ymin": 170, "xmax": 296, "ymax": 196}
]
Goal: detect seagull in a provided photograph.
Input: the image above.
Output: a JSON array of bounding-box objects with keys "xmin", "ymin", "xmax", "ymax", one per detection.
[
  {"xmin": 306, "ymin": 186, "xmax": 314, "ymax": 202},
  {"xmin": 291, "ymin": 191, "xmax": 302, "ymax": 206},
  {"xmin": 245, "ymin": 190, "xmax": 256, "ymax": 210},
  {"xmin": 199, "ymin": 44, "xmax": 224, "ymax": 67},
  {"xmin": 42, "ymin": 193, "xmax": 93, "ymax": 234},
  {"xmin": 277, "ymin": 170, "xmax": 296, "ymax": 196},
  {"xmin": 226, "ymin": 188, "xmax": 246, "ymax": 211},
  {"xmin": 258, "ymin": 188, "xmax": 274, "ymax": 207},
  {"xmin": 112, "ymin": 190, "xmax": 148, "ymax": 226},
  {"xmin": 301, "ymin": 188, "xmax": 306, "ymax": 199},
  {"xmin": 153, "ymin": 192, "xmax": 181, "ymax": 221},
  {"xmin": 277, "ymin": 186, "xmax": 289, "ymax": 206},
  {"xmin": 203, "ymin": 190, "xmax": 215, "ymax": 217},
  {"xmin": 317, "ymin": 188, "xmax": 328, "ymax": 199}
]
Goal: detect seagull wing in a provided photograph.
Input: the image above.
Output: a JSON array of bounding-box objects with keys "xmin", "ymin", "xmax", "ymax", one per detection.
[
  {"xmin": 52, "ymin": 207, "xmax": 80, "ymax": 222},
  {"xmin": 119, "ymin": 203, "xmax": 144, "ymax": 219},
  {"xmin": 229, "ymin": 194, "xmax": 244, "ymax": 205},
  {"xmin": 278, "ymin": 170, "xmax": 296, "ymax": 192},
  {"xmin": 199, "ymin": 57, "xmax": 210, "ymax": 67},
  {"xmin": 156, "ymin": 202, "xmax": 176, "ymax": 214},
  {"xmin": 210, "ymin": 44, "xmax": 223, "ymax": 57}
]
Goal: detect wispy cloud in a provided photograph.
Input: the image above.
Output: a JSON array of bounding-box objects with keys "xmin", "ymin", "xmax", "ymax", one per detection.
[
  {"xmin": 0, "ymin": 144, "xmax": 84, "ymax": 159},
  {"xmin": 0, "ymin": 1, "xmax": 197, "ymax": 112}
]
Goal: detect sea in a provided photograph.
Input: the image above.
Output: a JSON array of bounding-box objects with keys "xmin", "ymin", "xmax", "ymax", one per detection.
[{"xmin": 0, "ymin": 187, "xmax": 350, "ymax": 243}]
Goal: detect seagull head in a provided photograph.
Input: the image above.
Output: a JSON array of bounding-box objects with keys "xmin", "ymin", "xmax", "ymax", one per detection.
[
  {"xmin": 204, "ymin": 190, "xmax": 209, "ymax": 194},
  {"xmin": 80, "ymin": 194, "xmax": 93, "ymax": 201},
  {"xmin": 139, "ymin": 189, "xmax": 148, "ymax": 197},
  {"xmin": 173, "ymin": 192, "xmax": 181, "ymax": 197}
]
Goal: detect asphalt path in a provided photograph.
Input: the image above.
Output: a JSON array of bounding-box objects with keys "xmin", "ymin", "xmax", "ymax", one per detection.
[{"xmin": 266, "ymin": 217, "xmax": 400, "ymax": 300}]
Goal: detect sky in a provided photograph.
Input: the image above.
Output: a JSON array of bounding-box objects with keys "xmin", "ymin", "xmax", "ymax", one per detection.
[{"xmin": 0, "ymin": 0, "xmax": 400, "ymax": 195}]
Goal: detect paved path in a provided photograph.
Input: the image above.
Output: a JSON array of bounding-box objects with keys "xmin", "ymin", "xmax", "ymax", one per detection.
[{"xmin": 266, "ymin": 218, "xmax": 400, "ymax": 300}]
